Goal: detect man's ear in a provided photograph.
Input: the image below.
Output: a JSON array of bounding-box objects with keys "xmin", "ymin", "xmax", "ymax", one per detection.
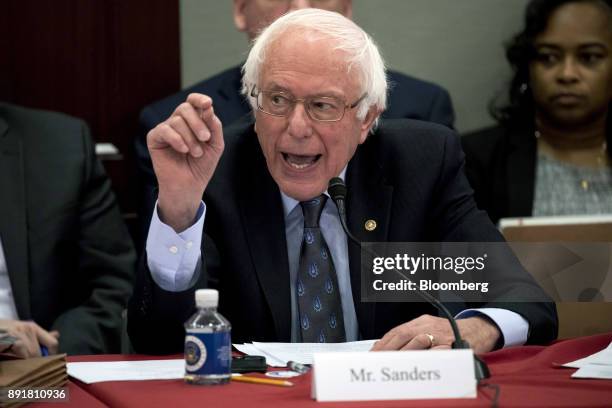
[
  {"xmin": 233, "ymin": 0, "xmax": 248, "ymax": 32},
  {"xmin": 358, "ymin": 108, "xmax": 380, "ymax": 144}
]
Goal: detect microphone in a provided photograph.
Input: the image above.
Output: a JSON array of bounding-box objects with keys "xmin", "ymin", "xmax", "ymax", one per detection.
[{"xmin": 328, "ymin": 177, "xmax": 490, "ymax": 381}]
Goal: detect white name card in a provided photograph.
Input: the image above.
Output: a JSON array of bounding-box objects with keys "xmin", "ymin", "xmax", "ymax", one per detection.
[{"xmin": 311, "ymin": 350, "xmax": 476, "ymax": 402}]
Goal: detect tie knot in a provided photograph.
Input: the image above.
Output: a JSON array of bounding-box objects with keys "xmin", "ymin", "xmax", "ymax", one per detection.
[{"xmin": 300, "ymin": 195, "xmax": 327, "ymax": 228}]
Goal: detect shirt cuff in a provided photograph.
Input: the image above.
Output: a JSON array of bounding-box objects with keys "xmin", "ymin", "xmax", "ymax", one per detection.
[
  {"xmin": 146, "ymin": 201, "xmax": 205, "ymax": 291},
  {"xmin": 456, "ymin": 308, "xmax": 529, "ymax": 348}
]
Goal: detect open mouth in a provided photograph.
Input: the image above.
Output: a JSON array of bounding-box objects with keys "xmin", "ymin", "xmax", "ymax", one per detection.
[{"xmin": 282, "ymin": 153, "xmax": 322, "ymax": 170}]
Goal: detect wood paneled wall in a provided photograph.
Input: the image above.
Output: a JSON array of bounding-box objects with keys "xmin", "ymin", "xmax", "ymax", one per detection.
[{"xmin": 0, "ymin": 0, "xmax": 181, "ymax": 244}]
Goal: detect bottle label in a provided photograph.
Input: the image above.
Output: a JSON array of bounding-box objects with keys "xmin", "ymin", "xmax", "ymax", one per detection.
[{"xmin": 184, "ymin": 330, "xmax": 231, "ymax": 375}]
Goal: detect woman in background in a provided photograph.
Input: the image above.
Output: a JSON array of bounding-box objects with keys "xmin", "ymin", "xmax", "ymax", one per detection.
[
  {"xmin": 462, "ymin": 0, "xmax": 612, "ymax": 224},
  {"xmin": 462, "ymin": 0, "xmax": 612, "ymax": 339}
]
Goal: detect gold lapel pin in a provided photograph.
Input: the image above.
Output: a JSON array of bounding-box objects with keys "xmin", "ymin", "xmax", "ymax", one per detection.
[{"xmin": 364, "ymin": 219, "xmax": 377, "ymax": 232}]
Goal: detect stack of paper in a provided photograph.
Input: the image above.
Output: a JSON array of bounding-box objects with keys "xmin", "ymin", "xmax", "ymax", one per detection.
[
  {"xmin": 233, "ymin": 340, "xmax": 377, "ymax": 367},
  {"xmin": 563, "ymin": 341, "xmax": 612, "ymax": 379},
  {"xmin": 0, "ymin": 354, "xmax": 67, "ymax": 407}
]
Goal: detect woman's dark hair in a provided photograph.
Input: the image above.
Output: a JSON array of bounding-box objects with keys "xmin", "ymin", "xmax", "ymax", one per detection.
[{"xmin": 491, "ymin": 0, "xmax": 612, "ymax": 135}]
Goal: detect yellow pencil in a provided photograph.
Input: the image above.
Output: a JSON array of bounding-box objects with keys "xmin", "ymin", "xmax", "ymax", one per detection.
[{"xmin": 231, "ymin": 375, "xmax": 294, "ymax": 387}]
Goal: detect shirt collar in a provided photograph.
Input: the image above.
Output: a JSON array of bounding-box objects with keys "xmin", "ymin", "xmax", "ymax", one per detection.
[{"xmin": 280, "ymin": 167, "xmax": 347, "ymax": 218}]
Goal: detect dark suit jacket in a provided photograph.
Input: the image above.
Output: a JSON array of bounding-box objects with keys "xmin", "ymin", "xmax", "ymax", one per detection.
[
  {"xmin": 133, "ymin": 65, "xmax": 455, "ymax": 246},
  {"xmin": 0, "ymin": 103, "xmax": 136, "ymax": 354},
  {"xmin": 128, "ymin": 118, "xmax": 557, "ymax": 354},
  {"xmin": 461, "ymin": 125, "xmax": 538, "ymax": 225}
]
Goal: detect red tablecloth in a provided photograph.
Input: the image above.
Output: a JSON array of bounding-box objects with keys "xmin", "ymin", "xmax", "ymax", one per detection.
[
  {"xmin": 65, "ymin": 333, "xmax": 612, "ymax": 408},
  {"xmin": 26, "ymin": 381, "xmax": 108, "ymax": 408}
]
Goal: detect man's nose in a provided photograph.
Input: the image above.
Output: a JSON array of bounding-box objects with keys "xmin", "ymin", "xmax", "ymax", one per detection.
[{"xmin": 287, "ymin": 103, "xmax": 313, "ymax": 139}]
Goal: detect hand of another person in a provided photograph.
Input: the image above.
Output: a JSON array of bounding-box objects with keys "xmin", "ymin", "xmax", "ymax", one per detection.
[
  {"xmin": 147, "ymin": 93, "xmax": 224, "ymax": 232},
  {"xmin": 370, "ymin": 314, "xmax": 500, "ymax": 354},
  {"xmin": 0, "ymin": 319, "xmax": 60, "ymax": 358}
]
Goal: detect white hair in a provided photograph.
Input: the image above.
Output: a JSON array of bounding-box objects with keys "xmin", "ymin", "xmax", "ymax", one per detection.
[{"xmin": 241, "ymin": 8, "xmax": 387, "ymax": 123}]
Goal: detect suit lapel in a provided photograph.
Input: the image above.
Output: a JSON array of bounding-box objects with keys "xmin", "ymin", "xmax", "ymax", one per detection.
[
  {"xmin": 505, "ymin": 127, "xmax": 536, "ymax": 217},
  {"xmin": 0, "ymin": 117, "xmax": 31, "ymax": 319},
  {"xmin": 238, "ymin": 133, "xmax": 292, "ymax": 341},
  {"xmin": 345, "ymin": 136, "xmax": 393, "ymax": 340}
]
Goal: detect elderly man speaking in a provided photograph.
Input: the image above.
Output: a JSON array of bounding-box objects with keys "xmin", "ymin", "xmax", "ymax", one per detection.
[{"xmin": 128, "ymin": 9, "xmax": 557, "ymax": 354}]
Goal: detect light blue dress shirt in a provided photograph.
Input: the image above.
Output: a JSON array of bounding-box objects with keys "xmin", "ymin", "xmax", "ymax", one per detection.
[{"xmin": 147, "ymin": 187, "xmax": 528, "ymax": 347}]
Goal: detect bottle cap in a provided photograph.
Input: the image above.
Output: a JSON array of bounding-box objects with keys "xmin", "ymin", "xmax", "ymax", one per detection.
[{"xmin": 195, "ymin": 289, "xmax": 219, "ymax": 308}]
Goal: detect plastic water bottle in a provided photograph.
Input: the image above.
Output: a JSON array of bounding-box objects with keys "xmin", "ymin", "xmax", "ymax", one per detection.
[{"xmin": 184, "ymin": 289, "xmax": 232, "ymax": 385}]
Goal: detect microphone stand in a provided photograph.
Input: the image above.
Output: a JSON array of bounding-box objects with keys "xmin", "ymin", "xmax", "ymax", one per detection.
[{"xmin": 328, "ymin": 177, "xmax": 490, "ymax": 381}]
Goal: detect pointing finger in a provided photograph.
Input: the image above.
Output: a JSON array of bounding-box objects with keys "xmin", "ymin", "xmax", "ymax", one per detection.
[{"xmin": 186, "ymin": 93, "xmax": 213, "ymax": 111}]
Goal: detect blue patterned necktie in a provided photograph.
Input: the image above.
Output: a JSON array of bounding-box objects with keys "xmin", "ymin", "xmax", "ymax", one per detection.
[{"xmin": 297, "ymin": 195, "xmax": 346, "ymax": 343}]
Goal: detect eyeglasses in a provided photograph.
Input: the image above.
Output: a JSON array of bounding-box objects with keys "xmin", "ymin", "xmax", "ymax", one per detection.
[{"xmin": 250, "ymin": 86, "xmax": 367, "ymax": 122}]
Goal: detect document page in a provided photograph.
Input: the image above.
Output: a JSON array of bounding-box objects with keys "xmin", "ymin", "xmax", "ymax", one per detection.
[
  {"xmin": 563, "ymin": 341, "xmax": 612, "ymax": 380},
  {"xmin": 563, "ymin": 342, "xmax": 612, "ymax": 368},
  {"xmin": 232, "ymin": 340, "xmax": 377, "ymax": 366},
  {"xmin": 572, "ymin": 365, "xmax": 612, "ymax": 380},
  {"xmin": 67, "ymin": 359, "xmax": 184, "ymax": 384}
]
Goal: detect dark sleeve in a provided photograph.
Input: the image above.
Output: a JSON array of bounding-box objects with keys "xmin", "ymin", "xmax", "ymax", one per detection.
[
  {"xmin": 134, "ymin": 106, "xmax": 164, "ymax": 249},
  {"xmin": 127, "ymin": 235, "xmax": 218, "ymax": 355},
  {"xmin": 130, "ymin": 103, "xmax": 205, "ymax": 354},
  {"xmin": 431, "ymin": 132, "xmax": 558, "ymax": 345},
  {"xmin": 129, "ymin": 102, "xmax": 224, "ymax": 354},
  {"xmin": 127, "ymin": 255, "xmax": 198, "ymax": 354},
  {"xmin": 51, "ymin": 122, "xmax": 137, "ymax": 354},
  {"xmin": 426, "ymin": 87, "xmax": 455, "ymax": 130}
]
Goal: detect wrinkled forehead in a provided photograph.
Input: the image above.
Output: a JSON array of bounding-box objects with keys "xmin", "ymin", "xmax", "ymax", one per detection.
[{"xmin": 259, "ymin": 27, "xmax": 358, "ymax": 84}]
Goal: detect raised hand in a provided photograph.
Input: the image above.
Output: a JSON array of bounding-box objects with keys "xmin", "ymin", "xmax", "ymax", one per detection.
[{"xmin": 147, "ymin": 94, "xmax": 224, "ymax": 232}]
